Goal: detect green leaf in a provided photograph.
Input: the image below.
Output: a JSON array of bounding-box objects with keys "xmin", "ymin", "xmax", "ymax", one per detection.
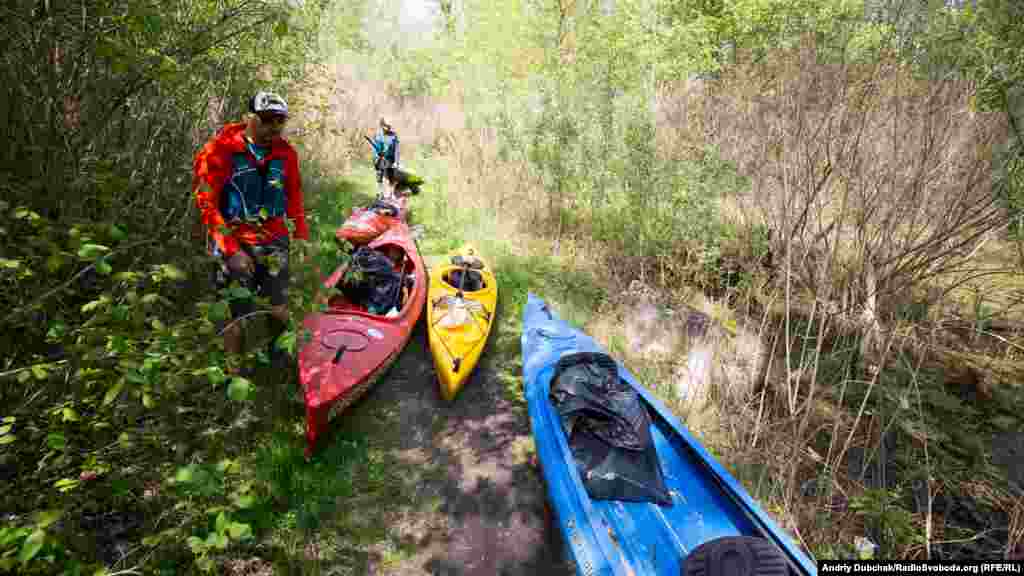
[
  {"xmin": 174, "ymin": 465, "xmax": 196, "ymax": 483},
  {"xmin": 212, "ymin": 532, "xmax": 229, "ymax": 550},
  {"xmin": 215, "ymin": 511, "xmax": 229, "ymax": 534},
  {"xmin": 46, "ymin": 433, "xmax": 66, "ymax": 450},
  {"xmin": 102, "ymin": 380, "xmax": 124, "ymax": 406},
  {"xmin": 13, "ymin": 208, "xmax": 40, "ymax": 221},
  {"xmin": 196, "ymin": 556, "xmax": 215, "ymax": 572},
  {"xmin": 31, "ymin": 365, "xmax": 48, "ymax": 381},
  {"xmin": 142, "ymin": 392, "xmax": 155, "ymax": 409},
  {"xmin": 233, "ymin": 494, "xmax": 256, "ymax": 509},
  {"xmin": 161, "ymin": 264, "xmax": 187, "ymax": 281},
  {"xmin": 53, "ymin": 478, "xmax": 79, "ymax": 492},
  {"xmin": 77, "ymin": 244, "xmax": 110, "ymax": 259},
  {"xmin": 276, "ymin": 331, "xmax": 297, "ymax": 355},
  {"xmin": 206, "ymin": 366, "xmax": 227, "ymax": 386},
  {"xmin": 209, "ymin": 301, "xmax": 229, "ymax": 322},
  {"xmin": 226, "ymin": 286, "xmax": 252, "ymax": 300},
  {"xmin": 216, "ymin": 459, "xmax": 239, "ymax": 474},
  {"xmin": 17, "ymin": 529, "xmax": 45, "ymax": 564},
  {"xmin": 0, "ymin": 435, "xmax": 15, "ymax": 445},
  {"xmin": 46, "ymin": 323, "xmax": 66, "ymax": 341},
  {"xmin": 227, "ymin": 377, "xmax": 252, "ymax": 402},
  {"xmin": 228, "ymin": 522, "xmax": 252, "ymax": 541},
  {"xmin": 96, "ymin": 258, "xmax": 112, "ymax": 276},
  {"xmin": 186, "ymin": 535, "xmax": 205, "ymax": 554},
  {"xmin": 17, "ymin": 371, "xmax": 30, "ymax": 384},
  {"xmin": 81, "ymin": 297, "xmax": 108, "ymax": 313},
  {"xmin": 0, "ymin": 425, "xmax": 10, "ymax": 436},
  {"xmin": 109, "ymin": 224, "xmax": 126, "ymax": 241},
  {"xmin": 45, "ymin": 254, "xmax": 64, "ymax": 273},
  {"xmin": 3, "ymin": 416, "xmax": 15, "ymax": 423},
  {"xmin": 61, "ymin": 407, "xmax": 79, "ymax": 422},
  {"xmin": 0, "ymin": 258, "xmax": 21, "ymax": 269},
  {"xmin": 34, "ymin": 510, "xmax": 62, "ymax": 529}
]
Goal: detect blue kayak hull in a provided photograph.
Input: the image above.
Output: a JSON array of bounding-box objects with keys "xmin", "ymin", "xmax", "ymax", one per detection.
[{"xmin": 521, "ymin": 293, "xmax": 817, "ymax": 576}]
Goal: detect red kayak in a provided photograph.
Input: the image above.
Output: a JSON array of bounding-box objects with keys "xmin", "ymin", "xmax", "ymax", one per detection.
[
  {"xmin": 335, "ymin": 195, "xmax": 409, "ymax": 247},
  {"xmin": 299, "ymin": 220, "xmax": 426, "ymax": 457}
]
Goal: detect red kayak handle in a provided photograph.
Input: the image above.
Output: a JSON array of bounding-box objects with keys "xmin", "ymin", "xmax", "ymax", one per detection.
[{"xmin": 332, "ymin": 345, "xmax": 347, "ymax": 364}]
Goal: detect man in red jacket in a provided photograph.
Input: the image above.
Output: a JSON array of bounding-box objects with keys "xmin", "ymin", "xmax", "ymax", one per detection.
[{"xmin": 193, "ymin": 91, "xmax": 310, "ymax": 373}]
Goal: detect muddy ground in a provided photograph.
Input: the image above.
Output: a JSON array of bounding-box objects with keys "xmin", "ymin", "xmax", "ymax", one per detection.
[{"xmin": 324, "ymin": 317, "xmax": 575, "ymax": 576}]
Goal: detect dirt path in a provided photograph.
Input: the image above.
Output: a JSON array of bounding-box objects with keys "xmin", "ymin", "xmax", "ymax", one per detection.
[{"xmin": 340, "ymin": 318, "xmax": 574, "ymax": 575}]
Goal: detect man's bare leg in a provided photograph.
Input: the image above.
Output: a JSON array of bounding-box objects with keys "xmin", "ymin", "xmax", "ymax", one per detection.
[
  {"xmin": 224, "ymin": 320, "xmax": 245, "ymax": 374},
  {"xmin": 224, "ymin": 323, "xmax": 243, "ymax": 355},
  {"xmin": 268, "ymin": 304, "xmax": 290, "ymax": 368}
]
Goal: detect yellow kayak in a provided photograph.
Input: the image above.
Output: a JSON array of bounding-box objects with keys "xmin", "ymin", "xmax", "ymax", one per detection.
[{"xmin": 426, "ymin": 246, "xmax": 498, "ymax": 401}]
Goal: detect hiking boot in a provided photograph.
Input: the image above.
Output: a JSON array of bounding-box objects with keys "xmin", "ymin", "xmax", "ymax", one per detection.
[{"xmin": 226, "ymin": 364, "xmax": 256, "ymax": 380}]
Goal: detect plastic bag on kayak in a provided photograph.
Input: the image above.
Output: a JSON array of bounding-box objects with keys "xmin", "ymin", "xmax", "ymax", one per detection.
[
  {"xmin": 550, "ymin": 352, "xmax": 672, "ymax": 506},
  {"xmin": 341, "ymin": 247, "xmax": 403, "ymax": 314}
]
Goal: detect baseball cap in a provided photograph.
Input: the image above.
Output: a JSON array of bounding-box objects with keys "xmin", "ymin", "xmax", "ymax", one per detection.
[{"xmin": 250, "ymin": 91, "xmax": 289, "ymax": 117}]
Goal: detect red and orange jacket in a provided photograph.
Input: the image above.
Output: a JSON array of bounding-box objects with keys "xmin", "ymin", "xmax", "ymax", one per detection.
[{"xmin": 193, "ymin": 122, "xmax": 309, "ymax": 258}]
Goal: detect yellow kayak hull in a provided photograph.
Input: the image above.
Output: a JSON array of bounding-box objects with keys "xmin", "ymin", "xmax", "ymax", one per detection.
[{"xmin": 426, "ymin": 245, "xmax": 498, "ymax": 401}]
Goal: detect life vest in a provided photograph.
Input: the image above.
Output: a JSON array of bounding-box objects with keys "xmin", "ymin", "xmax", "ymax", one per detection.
[
  {"xmin": 221, "ymin": 143, "xmax": 287, "ymax": 224},
  {"xmin": 374, "ymin": 132, "xmax": 398, "ymax": 163}
]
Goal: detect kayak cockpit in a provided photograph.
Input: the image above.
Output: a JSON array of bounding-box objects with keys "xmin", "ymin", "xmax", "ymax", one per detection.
[
  {"xmin": 323, "ymin": 242, "xmax": 418, "ymax": 317},
  {"xmin": 441, "ymin": 269, "xmax": 486, "ymax": 292}
]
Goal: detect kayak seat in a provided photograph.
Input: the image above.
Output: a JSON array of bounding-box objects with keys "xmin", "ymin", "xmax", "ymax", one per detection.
[
  {"xmin": 682, "ymin": 536, "xmax": 788, "ymax": 576},
  {"xmin": 445, "ymin": 269, "xmax": 484, "ymax": 292}
]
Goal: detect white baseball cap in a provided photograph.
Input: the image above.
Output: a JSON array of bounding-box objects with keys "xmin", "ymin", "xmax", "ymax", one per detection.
[{"xmin": 250, "ymin": 91, "xmax": 289, "ymax": 117}]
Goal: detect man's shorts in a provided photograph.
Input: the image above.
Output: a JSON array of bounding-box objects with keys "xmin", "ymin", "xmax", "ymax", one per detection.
[{"xmin": 211, "ymin": 236, "xmax": 290, "ymax": 321}]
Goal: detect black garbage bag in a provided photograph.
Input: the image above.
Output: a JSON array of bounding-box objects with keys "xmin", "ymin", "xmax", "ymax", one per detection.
[
  {"xmin": 341, "ymin": 246, "xmax": 403, "ymax": 314},
  {"xmin": 549, "ymin": 352, "xmax": 672, "ymax": 506}
]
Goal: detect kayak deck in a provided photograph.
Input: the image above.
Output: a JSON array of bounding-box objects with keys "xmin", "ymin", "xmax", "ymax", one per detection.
[
  {"xmin": 299, "ymin": 225, "xmax": 426, "ymax": 457},
  {"xmin": 427, "ymin": 246, "xmax": 497, "ymax": 401},
  {"xmin": 523, "ymin": 294, "xmax": 816, "ymax": 576}
]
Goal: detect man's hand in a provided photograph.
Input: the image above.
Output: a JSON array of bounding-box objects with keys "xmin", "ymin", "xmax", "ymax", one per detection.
[{"xmin": 227, "ymin": 251, "xmax": 255, "ymax": 275}]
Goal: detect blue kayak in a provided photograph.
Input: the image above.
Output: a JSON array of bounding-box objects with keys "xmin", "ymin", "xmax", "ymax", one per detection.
[{"xmin": 521, "ymin": 293, "xmax": 817, "ymax": 576}]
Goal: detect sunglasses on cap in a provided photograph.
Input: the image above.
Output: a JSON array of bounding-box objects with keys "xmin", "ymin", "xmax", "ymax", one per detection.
[{"xmin": 257, "ymin": 112, "xmax": 288, "ymax": 125}]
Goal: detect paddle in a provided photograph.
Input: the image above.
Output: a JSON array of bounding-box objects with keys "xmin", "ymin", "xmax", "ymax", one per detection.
[
  {"xmin": 390, "ymin": 251, "xmax": 409, "ymax": 313},
  {"xmin": 364, "ymin": 134, "xmax": 379, "ymax": 155},
  {"xmin": 455, "ymin": 260, "xmax": 468, "ymax": 299},
  {"xmin": 449, "ymin": 259, "xmax": 477, "ymax": 374}
]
